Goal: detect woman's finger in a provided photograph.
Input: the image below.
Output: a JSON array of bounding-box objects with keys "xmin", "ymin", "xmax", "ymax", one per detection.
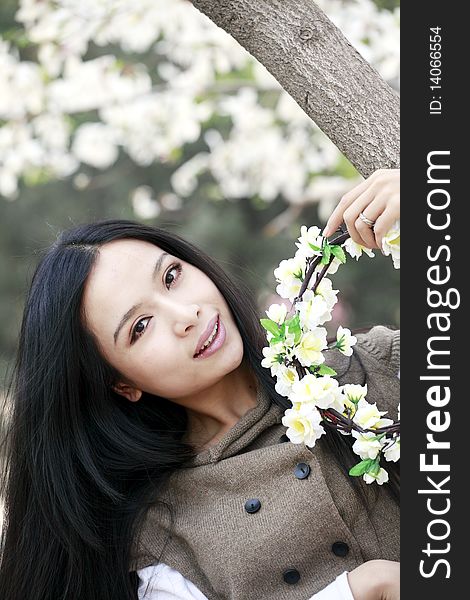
[
  {"xmin": 323, "ymin": 194, "xmax": 358, "ymax": 238},
  {"xmin": 342, "ymin": 188, "xmax": 384, "ymax": 246},
  {"xmin": 372, "ymin": 198, "xmax": 399, "ymax": 250},
  {"xmin": 354, "ymin": 215, "xmax": 378, "ymax": 249},
  {"xmin": 323, "ymin": 181, "xmax": 370, "ymax": 237},
  {"xmin": 323, "ymin": 171, "xmax": 384, "ymax": 237},
  {"xmin": 353, "ymin": 196, "xmax": 389, "ymax": 248}
]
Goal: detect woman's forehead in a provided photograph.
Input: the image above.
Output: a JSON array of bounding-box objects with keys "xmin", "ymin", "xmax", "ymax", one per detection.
[
  {"xmin": 82, "ymin": 240, "xmax": 166, "ymax": 332},
  {"xmin": 90, "ymin": 239, "xmax": 169, "ymax": 283},
  {"xmin": 97, "ymin": 238, "xmax": 164, "ymax": 261}
]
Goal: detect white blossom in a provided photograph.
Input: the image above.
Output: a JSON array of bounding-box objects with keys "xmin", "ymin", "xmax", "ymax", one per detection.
[
  {"xmin": 384, "ymin": 437, "xmax": 400, "ymax": 462},
  {"xmin": 265, "ymin": 303, "xmax": 288, "ymax": 325},
  {"xmin": 0, "ymin": 169, "xmax": 18, "ymax": 198},
  {"xmin": 336, "ymin": 326, "xmax": 357, "ymax": 356},
  {"xmin": 295, "ymin": 290, "xmax": 331, "ymax": 329},
  {"xmin": 261, "ymin": 342, "xmax": 285, "ymax": 372},
  {"xmin": 171, "ymin": 153, "xmax": 210, "ymax": 197},
  {"xmin": 382, "ymin": 220, "xmax": 400, "ymax": 269},
  {"xmin": 37, "ymin": 42, "xmax": 63, "ymax": 77},
  {"xmin": 342, "ymin": 383, "xmax": 368, "ymax": 404},
  {"xmin": 274, "ymin": 256, "xmax": 306, "ymax": 301},
  {"xmin": 32, "ymin": 113, "xmax": 71, "ymax": 152},
  {"xmin": 315, "ymin": 278, "xmax": 339, "ymax": 312},
  {"xmin": 352, "ymin": 432, "xmax": 383, "ymax": 460},
  {"xmin": 131, "ymin": 186, "xmax": 161, "ymax": 219},
  {"xmin": 353, "ymin": 398, "xmax": 390, "ymax": 430},
  {"xmin": 281, "ymin": 405, "xmax": 326, "ymax": 447},
  {"xmin": 295, "ymin": 225, "xmax": 324, "ymax": 260},
  {"xmin": 363, "ymin": 467, "xmax": 389, "ymax": 485},
  {"xmin": 343, "ymin": 238, "xmax": 375, "ymax": 260},
  {"xmin": 274, "ymin": 364, "xmax": 300, "ymax": 397},
  {"xmin": 294, "ymin": 328, "xmax": 328, "ymax": 367},
  {"xmin": 72, "ymin": 123, "xmax": 119, "ymax": 169},
  {"xmin": 101, "ymin": 92, "xmax": 209, "ymax": 166},
  {"xmin": 47, "ymin": 55, "xmax": 152, "ymax": 114},
  {"xmin": 290, "ymin": 374, "xmax": 343, "ymax": 411},
  {"xmin": 315, "ymin": 257, "xmax": 342, "ymax": 276}
]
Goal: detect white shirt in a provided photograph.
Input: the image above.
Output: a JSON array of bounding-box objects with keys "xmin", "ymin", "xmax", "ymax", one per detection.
[{"xmin": 137, "ymin": 562, "xmax": 355, "ymax": 600}]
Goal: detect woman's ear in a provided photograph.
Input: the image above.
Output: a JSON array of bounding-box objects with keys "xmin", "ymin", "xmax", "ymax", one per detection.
[{"xmin": 112, "ymin": 382, "xmax": 142, "ymax": 402}]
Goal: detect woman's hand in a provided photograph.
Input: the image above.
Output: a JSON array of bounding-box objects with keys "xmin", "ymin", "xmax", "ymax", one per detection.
[
  {"xmin": 347, "ymin": 560, "xmax": 400, "ymax": 600},
  {"xmin": 323, "ymin": 169, "xmax": 400, "ymax": 250}
]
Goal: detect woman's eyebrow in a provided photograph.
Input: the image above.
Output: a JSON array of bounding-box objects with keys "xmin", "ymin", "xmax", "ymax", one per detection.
[{"xmin": 113, "ymin": 252, "xmax": 169, "ymax": 345}]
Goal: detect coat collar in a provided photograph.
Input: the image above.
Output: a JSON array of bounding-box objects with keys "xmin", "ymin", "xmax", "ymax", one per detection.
[{"xmin": 186, "ymin": 384, "xmax": 283, "ymax": 467}]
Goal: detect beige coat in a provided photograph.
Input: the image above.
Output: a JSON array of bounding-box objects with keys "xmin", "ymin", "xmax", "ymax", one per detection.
[{"xmin": 131, "ymin": 326, "xmax": 400, "ymax": 600}]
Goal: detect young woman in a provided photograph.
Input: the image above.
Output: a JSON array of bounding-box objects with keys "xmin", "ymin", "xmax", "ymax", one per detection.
[{"xmin": 0, "ymin": 171, "xmax": 400, "ymax": 600}]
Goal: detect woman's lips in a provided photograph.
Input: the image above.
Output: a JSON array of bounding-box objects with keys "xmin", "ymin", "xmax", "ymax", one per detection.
[
  {"xmin": 193, "ymin": 316, "xmax": 226, "ymax": 359},
  {"xmin": 194, "ymin": 314, "xmax": 218, "ymax": 355}
]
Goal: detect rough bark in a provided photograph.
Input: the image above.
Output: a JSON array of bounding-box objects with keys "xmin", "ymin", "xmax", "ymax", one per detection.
[{"xmin": 190, "ymin": 0, "xmax": 399, "ymax": 178}]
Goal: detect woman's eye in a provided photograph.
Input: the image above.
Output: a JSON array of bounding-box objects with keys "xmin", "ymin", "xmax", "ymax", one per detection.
[
  {"xmin": 131, "ymin": 317, "xmax": 151, "ymax": 343},
  {"xmin": 130, "ymin": 263, "xmax": 182, "ymax": 344},
  {"xmin": 164, "ymin": 263, "xmax": 182, "ymax": 289}
]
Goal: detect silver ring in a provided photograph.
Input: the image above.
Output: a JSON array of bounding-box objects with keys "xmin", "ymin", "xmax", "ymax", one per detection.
[{"xmin": 358, "ymin": 212, "xmax": 376, "ymax": 227}]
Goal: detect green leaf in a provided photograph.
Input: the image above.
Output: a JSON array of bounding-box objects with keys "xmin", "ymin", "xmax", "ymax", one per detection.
[
  {"xmin": 330, "ymin": 245, "xmax": 347, "ymax": 264},
  {"xmin": 308, "ymin": 243, "xmax": 321, "ymax": 252},
  {"xmin": 285, "ymin": 314, "xmax": 300, "ymax": 329},
  {"xmin": 320, "ymin": 244, "xmax": 332, "ymax": 265},
  {"xmin": 260, "ymin": 319, "xmax": 280, "ymax": 337},
  {"xmin": 285, "ymin": 315, "xmax": 301, "ymax": 341},
  {"xmin": 368, "ymin": 457, "xmax": 381, "ymax": 476},
  {"xmin": 349, "ymin": 459, "xmax": 374, "ymax": 477},
  {"xmin": 286, "ymin": 315, "xmax": 300, "ymax": 333},
  {"xmin": 317, "ymin": 365, "xmax": 337, "ymax": 376}
]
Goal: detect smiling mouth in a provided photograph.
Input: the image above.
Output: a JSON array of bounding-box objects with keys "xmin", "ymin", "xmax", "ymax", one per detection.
[{"xmin": 194, "ymin": 316, "xmax": 220, "ymax": 358}]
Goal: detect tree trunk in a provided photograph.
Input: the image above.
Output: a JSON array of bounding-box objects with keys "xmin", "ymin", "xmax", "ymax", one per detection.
[{"xmin": 190, "ymin": 0, "xmax": 399, "ymax": 178}]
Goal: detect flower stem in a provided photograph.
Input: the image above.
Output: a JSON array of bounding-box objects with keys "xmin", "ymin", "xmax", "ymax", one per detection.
[{"xmin": 294, "ymin": 230, "xmax": 350, "ymax": 303}]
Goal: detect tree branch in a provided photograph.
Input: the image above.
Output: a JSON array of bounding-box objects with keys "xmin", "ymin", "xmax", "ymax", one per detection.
[{"xmin": 190, "ymin": 0, "xmax": 399, "ymax": 177}]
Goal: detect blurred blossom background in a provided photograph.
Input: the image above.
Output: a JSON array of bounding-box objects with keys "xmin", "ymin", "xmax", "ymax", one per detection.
[{"xmin": 0, "ymin": 0, "xmax": 400, "ymax": 391}]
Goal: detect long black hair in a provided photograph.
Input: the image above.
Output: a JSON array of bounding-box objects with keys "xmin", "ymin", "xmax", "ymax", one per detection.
[{"xmin": 0, "ymin": 218, "xmax": 398, "ymax": 600}]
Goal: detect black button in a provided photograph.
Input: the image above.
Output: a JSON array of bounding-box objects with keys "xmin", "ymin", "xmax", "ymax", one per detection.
[
  {"xmin": 283, "ymin": 568, "xmax": 301, "ymax": 584},
  {"xmin": 279, "ymin": 434, "xmax": 290, "ymax": 443},
  {"xmin": 294, "ymin": 462, "xmax": 311, "ymax": 479},
  {"xmin": 332, "ymin": 541, "xmax": 349, "ymax": 557},
  {"xmin": 244, "ymin": 498, "xmax": 261, "ymax": 514}
]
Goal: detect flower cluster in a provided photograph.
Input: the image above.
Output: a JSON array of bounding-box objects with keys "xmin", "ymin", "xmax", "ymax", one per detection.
[
  {"xmin": 261, "ymin": 225, "xmax": 400, "ymax": 484},
  {"xmin": 1, "ymin": 0, "xmax": 399, "ymax": 208}
]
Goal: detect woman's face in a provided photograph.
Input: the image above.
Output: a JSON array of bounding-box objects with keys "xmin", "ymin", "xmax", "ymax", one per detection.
[{"xmin": 82, "ymin": 239, "xmax": 245, "ymax": 403}]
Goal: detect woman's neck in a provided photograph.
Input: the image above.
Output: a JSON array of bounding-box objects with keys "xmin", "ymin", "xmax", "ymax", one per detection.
[{"xmin": 182, "ymin": 364, "xmax": 258, "ymax": 452}]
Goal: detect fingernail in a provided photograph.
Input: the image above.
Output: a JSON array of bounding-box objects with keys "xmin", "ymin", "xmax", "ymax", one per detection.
[{"xmin": 322, "ymin": 227, "xmax": 331, "ymax": 237}]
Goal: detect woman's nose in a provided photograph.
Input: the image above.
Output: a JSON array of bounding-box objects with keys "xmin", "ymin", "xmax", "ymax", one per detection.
[{"xmin": 172, "ymin": 304, "xmax": 201, "ymax": 336}]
